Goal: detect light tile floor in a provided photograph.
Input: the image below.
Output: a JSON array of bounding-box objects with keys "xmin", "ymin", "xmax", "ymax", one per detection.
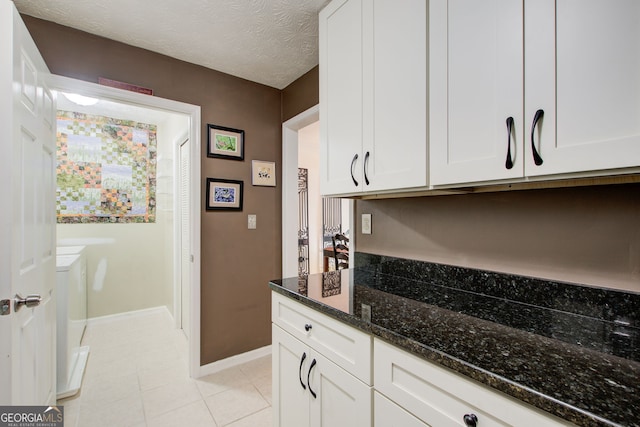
[{"xmin": 58, "ymin": 309, "xmax": 272, "ymax": 427}]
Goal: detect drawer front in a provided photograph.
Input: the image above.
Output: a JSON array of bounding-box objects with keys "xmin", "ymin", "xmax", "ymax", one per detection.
[
  {"xmin": 272, "ymin": 292, "xmax": 372, "ymax": 384},
  {"xmin": 375, "ymin": 391, "xmax": 428, "ymax": 427},
  {"xmin": 374, "ymin": 339, "xmax": 572, "ymax": 427}
]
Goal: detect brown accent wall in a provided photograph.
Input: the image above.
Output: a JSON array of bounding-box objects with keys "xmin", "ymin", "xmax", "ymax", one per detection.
[
  {"xmin": 357, "ymin": 184, "xmax": 640, "ymax": 292},
  {"xmin": 23, "ymin": 16, "xmax": 282, "ymax": 364},
  {"xmin": 281, "ymin": 66, "xmax": 319, "ymax": 122}
]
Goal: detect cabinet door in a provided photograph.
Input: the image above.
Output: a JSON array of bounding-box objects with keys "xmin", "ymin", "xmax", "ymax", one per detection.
[
  {"xmin": 374, "ymin": 339, "xmax": 572, "ymax": 427},
  {"xmin": 320, "ymin": 0, "xmax": 364, "ymax": 195},
  {"xmin": 525, "ymin": 0, "xmax": 640, "ymax": 177},
  {"xmin": 309, "ymin": 351, "xmax": 372, "ymax": 427},
  {"xmin": 364, "ymin": 0, "xmax": 428, "ymax": 192},
  {"xmin": 272, "ymin": 292, "xmax": 372, "ymax": 384},
  {"xmin": 374, "ymin": 392, "xmax": 429, "ymax": 427},
  {"xmin": 430, "ymin": 0, "xmax": 524, "ymax": 186},
  {"xmin": 273, "ymin": 325, "xmax": 310, "ymax": 427}
]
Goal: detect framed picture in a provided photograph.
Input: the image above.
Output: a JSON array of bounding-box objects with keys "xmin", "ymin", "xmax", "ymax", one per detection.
[
  {"xmin": 205, "ymin": 178, "xmax": 243, "ymax": 211},
  {"xmin": 252, "ymin": 160, "xmax": 276, "ymax": 187},
  {"xmin": 207, "ymin": 124, "xmax": 244, "ymax": 160}
]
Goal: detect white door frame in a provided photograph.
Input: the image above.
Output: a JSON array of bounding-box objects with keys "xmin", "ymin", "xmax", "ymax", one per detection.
[
  {"xmin": 174, "ymin": 133, "xmax": 190, "ymax": 337},
  {"xmin": 47, "ymin": 75, "xmax": 203, "ymax": 378}
]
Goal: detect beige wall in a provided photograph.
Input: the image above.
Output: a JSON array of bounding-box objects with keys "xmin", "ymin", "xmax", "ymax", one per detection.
[
  {"xmin": 24, "ymin": 15, "xmax": 282, "ymax": 364},
  {"xmin": 58, "ymin": 224, "xmax": 171, "ymax": 317},
  {"xmin": 356, "ymin": 184, "xmax": 640, "ymax": 292},
  {"xmin": 57, "ymin": 111, "xmax": 186, "ymax": 318}
]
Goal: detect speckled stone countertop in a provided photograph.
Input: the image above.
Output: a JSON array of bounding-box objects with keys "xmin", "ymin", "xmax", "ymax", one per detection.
[{"xmin": 269, "ymin": 254, "xmax": 640, "ymax": 427}]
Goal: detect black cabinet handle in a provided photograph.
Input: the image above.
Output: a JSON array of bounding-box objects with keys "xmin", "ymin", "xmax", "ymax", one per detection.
[
  {"xmin": 298, "ymin": 352, "xmax": 307, "ymax": 390},
  {"xmin": 304, "ymin": 323, "xmax": 312, "ymax": 332},
  {"xmin": 307, "ymin": 358, "xmax": 317, "ymax": 399},
  {"xmin": 530, "ymin": 109, "xmax": 544, "ymax": 166},
  {"xmin": 505, "ymin": 117, "xmax": 514, "ymax": 170},
  {"xmin": 463, "ymin": 413, "xmax": 478, "ymax": 427},
  {"xmin": 350, "ymin": 154, "xmax": 359, "ymax": 186},
  {"xmin": 364, "ymin": 151, "xmax": 370, "ymax": 185}
]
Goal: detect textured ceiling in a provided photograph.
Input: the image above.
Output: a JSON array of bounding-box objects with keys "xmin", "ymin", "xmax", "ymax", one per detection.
[{"xmin": 14, "ymin": 0, "xmax": 331, "ymax": 89}]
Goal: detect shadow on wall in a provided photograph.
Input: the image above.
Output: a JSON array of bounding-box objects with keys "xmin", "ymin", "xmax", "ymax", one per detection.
[{"xmin": 356, "ymin": 184, "xmax": 640, "ymax": 292}]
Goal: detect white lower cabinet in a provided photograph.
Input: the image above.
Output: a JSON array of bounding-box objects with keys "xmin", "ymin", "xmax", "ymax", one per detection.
[
  {"xmin": 271, "ymin": 292, "xmax": 373, "ymax": 427},
  {"xmin": 374, "ymin": 339, "xmax": 573, "ymax": 427},
  {"xmin": 272, "ymin": 325, "xmax": 372, "ymax": 427},
  {"xmin": 272, "ymin": 293, "xmax": 575, "ymax": 427},
  {"xmin": 374, "ymin": 392, "xmax": 427, "ymax": 427}
]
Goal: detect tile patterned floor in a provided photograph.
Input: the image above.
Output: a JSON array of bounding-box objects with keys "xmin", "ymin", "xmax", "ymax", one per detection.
[{"xmin": 58, "ymin": 309, "xmax": 272, "ymax": 427}]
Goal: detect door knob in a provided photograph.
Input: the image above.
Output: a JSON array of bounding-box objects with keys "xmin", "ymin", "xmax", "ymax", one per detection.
[{"xmin": 14, "ymin": 294, "xmax": 42, "ymax": 312}]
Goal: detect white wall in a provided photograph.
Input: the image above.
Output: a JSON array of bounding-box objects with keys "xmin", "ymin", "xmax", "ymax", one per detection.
[{"xmin": 56, "ymin": 98, "xmax": 189, "ymax": 318}]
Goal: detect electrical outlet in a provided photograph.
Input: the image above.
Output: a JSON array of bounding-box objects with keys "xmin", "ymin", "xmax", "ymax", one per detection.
[
  {"xmin": 362, "ymin": 214, "xmax": 372, "ymax": 234},
  {"xmin": 361, "ymin": 303, "xmax": 372, "ymax": 322},
  {"xmin": 248, "ymin": 214, "xmax": 257, "ymax": 229}
]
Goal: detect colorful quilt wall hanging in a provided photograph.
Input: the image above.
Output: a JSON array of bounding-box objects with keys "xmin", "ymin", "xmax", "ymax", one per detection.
[{"xmin": 56, "ymin": 111, "xmax": 157, "ymax": 223}]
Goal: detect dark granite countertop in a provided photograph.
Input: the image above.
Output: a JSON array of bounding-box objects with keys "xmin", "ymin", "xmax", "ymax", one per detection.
[{"xmin": 269, "ymin": 254, "xmax": 640, "ymax": 427}]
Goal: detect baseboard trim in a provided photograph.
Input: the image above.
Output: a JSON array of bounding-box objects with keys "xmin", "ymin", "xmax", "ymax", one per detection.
[
  {"xmin": 87, "ymin": 306, "xmax": 171, "ymax": 325},
  {"xmin": 196, "ymin": 345, "xmax": 272, "ymax": 378}
]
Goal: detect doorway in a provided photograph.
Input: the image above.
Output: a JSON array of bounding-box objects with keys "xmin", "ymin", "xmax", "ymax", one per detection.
[
  {"xmin": 282, "ymin": 105, "xmax": 353, "ymax": 279},
  {"xmin": 49, "ymin": 75, "xmax": 202, "ymax": 377}
]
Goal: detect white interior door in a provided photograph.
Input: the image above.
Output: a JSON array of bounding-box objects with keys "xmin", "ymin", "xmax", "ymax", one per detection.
[
  {"xmin": 179, "ymin": 138, "xmax": 190, "ymax": 339},
  {"xmin": 0, "ymin": 2, "xmax": 57, "ymax": 405}
]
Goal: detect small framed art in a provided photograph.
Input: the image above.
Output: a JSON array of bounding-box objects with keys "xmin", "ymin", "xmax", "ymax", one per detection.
[
  {"xmin": 207, "ymin": 124, "xmax": 244, "ymax": 160},
  {"xmin": 251, "ymin": 160, "xmax": 276, "ymax": 187},
  {"xmin": 205, "ymin": 178, "xmax": 243, "ymax": 211}
]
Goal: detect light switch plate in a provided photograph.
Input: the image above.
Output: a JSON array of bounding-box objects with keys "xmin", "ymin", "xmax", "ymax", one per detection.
[
  {"xmin": 362, "ymin": 214, "xmax": 372, "ymax": 234},
  {"xmin": 248, "ymin": 214, "xmax": 257, "ymax": 229}
]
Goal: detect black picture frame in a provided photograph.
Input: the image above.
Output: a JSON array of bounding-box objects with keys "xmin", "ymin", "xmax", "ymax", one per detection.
[
  {"xmin": 205, "ymin": 178, "xmax": 244, "ymax": 211},
  {"xmin": 207, "ymin": 124, "xmax": 244, "ymax": 160}
]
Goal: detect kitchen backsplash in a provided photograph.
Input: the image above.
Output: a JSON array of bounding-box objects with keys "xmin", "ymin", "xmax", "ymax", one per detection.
[{"xmin": 354, "ymin": 252, "xmax": 640, "ymax": 362}]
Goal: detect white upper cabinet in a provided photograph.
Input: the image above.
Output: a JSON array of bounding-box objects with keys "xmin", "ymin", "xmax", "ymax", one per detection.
[
  {"xmin": 431, "ymin": 0, "xmax": 640, "ymax": 187},
  {"xmin": 524, "ymin": 0, "xmax": 640, "ymax": 177},
  {"xmin": 430, "ymin": 0, "xmax": 525, "ymax": 186},
  {"xmin": 320, "ymin": 0, "xmax": 364, "ymax": 195},
  {"xmin": 320, "ymin": 0, "xmax": 427, "ymax": 196}
]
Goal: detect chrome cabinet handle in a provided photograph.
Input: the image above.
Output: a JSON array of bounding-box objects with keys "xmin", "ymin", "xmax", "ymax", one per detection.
[
  {"xmin": 350, "ymin": 154, "xmax": 359, "ymax": 186},
  {"xmin": 530, "ymin": 109, "xmax": 544, "ymax": 166},
  {"xmin": 505, "ymin": 117, "xmax": 514, "ymax": 170}
]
